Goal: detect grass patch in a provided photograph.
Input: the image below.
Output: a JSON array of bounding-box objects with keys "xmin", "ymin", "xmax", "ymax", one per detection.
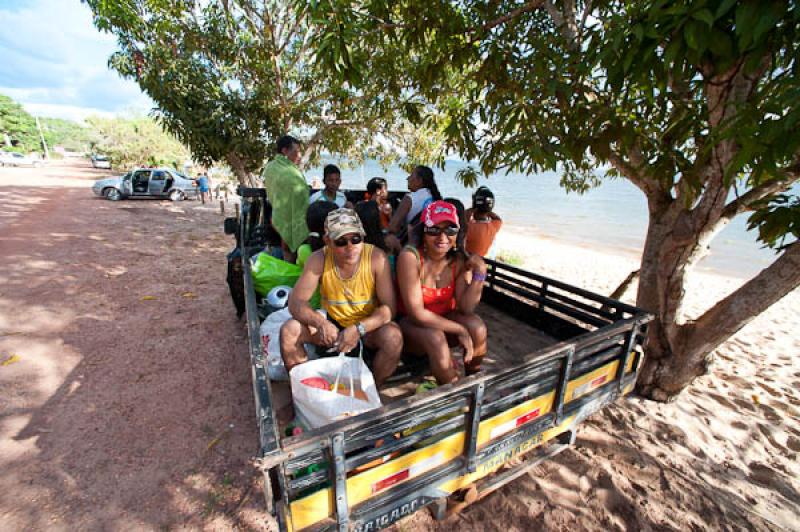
[{"xmin": 496, "ymin": 249, "xmax": 525, "ymax": 267}]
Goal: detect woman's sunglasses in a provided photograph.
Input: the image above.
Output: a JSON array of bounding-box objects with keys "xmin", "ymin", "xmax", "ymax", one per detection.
[
  {"xmin": 424, "ymin": 226, "xmax": 459, "ymax": 237},
  {"xmin": 333, "ymin": 234, "xmax": 363, "ymax": 247}
]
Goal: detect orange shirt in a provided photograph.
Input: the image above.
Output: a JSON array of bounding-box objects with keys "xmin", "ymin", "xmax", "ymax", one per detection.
[{"xmin": 465, "ymin": 217, "xmax": 502, "ymax": 256}]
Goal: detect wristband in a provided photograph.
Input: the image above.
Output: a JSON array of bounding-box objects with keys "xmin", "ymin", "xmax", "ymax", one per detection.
[{"xmin": 472, "ymin": 271, "xmax": 487, "ymax": 282}]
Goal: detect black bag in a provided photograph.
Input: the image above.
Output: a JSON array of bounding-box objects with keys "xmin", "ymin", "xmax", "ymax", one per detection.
[{"xmin": 226, "ymin": 247, "xmax": 246, "ymax": 318}]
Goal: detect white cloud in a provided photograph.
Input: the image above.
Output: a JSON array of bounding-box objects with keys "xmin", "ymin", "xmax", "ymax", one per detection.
[{"xmin": 0, "ymin": 0, "xmax": 154, "ymax": 119}]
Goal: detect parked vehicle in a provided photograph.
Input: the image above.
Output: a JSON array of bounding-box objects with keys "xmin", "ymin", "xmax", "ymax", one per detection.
[
  {"xmin": 92, "ymin": 168, "xmax": 198, "ymax": 201},
  {"xmin": 0, "ymin": 151, "xmax": 44, "ymax": 167},
  {"xmin": 91, "ymin": 154, "xmax": 112, "ymax": 169},
  {"xmin": 230, "ymin": 189, "xmax": 652, "ymax": 531}
]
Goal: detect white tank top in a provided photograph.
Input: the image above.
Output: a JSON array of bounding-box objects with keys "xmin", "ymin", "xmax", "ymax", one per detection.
[{"xmin": 406, "ymin": 188, "xmax": 433, "ymax": 223}]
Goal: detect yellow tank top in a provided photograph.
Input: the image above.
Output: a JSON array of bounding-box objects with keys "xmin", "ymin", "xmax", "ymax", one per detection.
[{"xmin": 321, "ymin": 244, "xmax": 377, "ymax": 327}]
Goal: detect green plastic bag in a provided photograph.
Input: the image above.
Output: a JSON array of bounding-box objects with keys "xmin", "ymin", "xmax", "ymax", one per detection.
[{"xmin": 250, "ymin": 252, "xmax": 320, "ymax": 308}]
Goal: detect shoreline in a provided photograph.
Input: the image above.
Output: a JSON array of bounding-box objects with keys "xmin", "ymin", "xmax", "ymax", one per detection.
[{"xmin": 498, "ymin": 223, "xmax": 754, "ymax": 283}]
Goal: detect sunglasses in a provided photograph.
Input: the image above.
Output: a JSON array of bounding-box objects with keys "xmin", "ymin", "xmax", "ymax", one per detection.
[
  {"xmin": 333, "ymin": 234, "xmax": 363, "ymax": 247},
  {"xmin": 424, "ymin": 225, "xmax": 459, "ymax": 237}
]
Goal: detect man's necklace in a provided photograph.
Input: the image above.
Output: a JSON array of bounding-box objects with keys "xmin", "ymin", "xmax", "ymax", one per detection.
[{"xmin": 335, "ymin": 262, "xmax": 358, "ymax": 298}]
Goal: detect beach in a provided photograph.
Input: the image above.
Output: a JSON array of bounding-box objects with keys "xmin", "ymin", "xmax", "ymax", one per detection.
[
  {"xmin": 425, "ymin": 226, "xmax": 800, "ymax": 530},
  {"xmin": 1, "ymin": 160, "xmax": 798, "ymax": 530}
]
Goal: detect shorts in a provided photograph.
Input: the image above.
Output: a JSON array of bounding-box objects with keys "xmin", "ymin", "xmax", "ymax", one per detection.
[
  {"xmin": 318, "ymin": 315, "xmax": 376, "ymax": 366},
  {"xmin": 199, "ymin": 186, "xmax": 210, "ymax": 193}
]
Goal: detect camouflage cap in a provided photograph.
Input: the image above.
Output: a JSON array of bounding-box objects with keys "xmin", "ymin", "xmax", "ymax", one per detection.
[{"xmin": 324, "ymin": 208, "xmax": 366, "ymax": 241}]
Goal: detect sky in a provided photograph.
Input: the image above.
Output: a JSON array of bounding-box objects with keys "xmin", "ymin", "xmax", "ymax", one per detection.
[{"xmin": 0, "ymin": 0, "xmax": 153, "ymax": 122}]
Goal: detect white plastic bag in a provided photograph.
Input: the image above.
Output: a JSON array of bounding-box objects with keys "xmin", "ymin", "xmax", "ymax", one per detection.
[
  {"xmin": 260, "ymin": 308, "xmax": 321, "ymax": 381},
  {"xmin": 290, "ymin": 345, "xmax": 382, "ymax": 429}
]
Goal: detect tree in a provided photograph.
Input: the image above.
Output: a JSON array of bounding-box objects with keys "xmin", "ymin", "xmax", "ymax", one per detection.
[
  {"xmin": 0, "ymin": 94, "xmax": 41, "ymax": 153},
  {"xmin": 40, "ymin": 117, "xmax": 95, "ymax": 153},
  {"xmin": 309, "ymin": 0, "xmax": 800, "ymax": 400},
  {"xmin": 85, "ymin": 0, "xmax": 442, "ymax": 186},
  {"xmin": 87, "ymin": 115, "xmax": 191, "ymax": 171}
]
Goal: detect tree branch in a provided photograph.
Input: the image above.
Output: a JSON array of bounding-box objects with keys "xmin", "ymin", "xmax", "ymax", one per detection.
[
  {"xmin": 607, "ymin": 148, "xmax": 665, "ymax": 201},
  {"xmin": 544, "ymin": 0, "xmax": 578, "ymax": 46},
  {"xmin": 720, "ymin": 162, "xmax": 800, "ymax": 221},
  {"xmin": 480, "ymin": 0, "xmax": 547, "ymax": 33},
  {"xmin": 681, "ymin": 241, "xmax": 800, "ymax": 360}
]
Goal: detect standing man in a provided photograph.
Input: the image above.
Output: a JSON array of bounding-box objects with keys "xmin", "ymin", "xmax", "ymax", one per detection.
[
  {"xmin": 262, "ymin": 135, "xmax": 309, "ymax": 262},
  {"xmin": 196, "ymin": 171, "xmax": 212, "ymax": 204},
  {"xmin": 465, "ymin": 186, "xmax": 502, "ymax": 257},
  {"xmin": 280, "ymin": 209, "xmax": 403, "ymax": 387},
  {"xmin": 309, "ymin": 164, "xmax": 352, "ymax": 208}
]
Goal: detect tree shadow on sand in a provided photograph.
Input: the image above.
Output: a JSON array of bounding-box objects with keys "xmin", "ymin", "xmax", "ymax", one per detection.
[{"xmin": 0, "ymin": 185, "xmax": 273, "ymax": 530}]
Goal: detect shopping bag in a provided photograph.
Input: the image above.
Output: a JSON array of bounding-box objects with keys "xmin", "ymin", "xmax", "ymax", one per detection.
[
  {"xmin": 290, "ymin": 344, "xmax": 382, "ymax": 428},
  {"xmin": 250, "ymin": 252, "xmax": 321, "ymax": 307},
  {"xmin": 260, "ymin": 308, "xmax": 322, "ymax": 381},
  {"xmin": 250, "ymin": 252, "xmax": 302, "ymax": 296}
]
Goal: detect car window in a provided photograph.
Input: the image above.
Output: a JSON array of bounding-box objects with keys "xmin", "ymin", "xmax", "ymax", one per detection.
[
  {"xmin": 152, "ymin": 170, "xmax": 166, "ymax": 179},
  {"xmin": 134, "ymin": 170, "xmax": 151, "ymax": 179}
]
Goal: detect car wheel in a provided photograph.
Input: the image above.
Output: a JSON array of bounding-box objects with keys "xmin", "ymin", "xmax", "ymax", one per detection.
[
  {"xmin": 169, "ymin": 189, "xmax": 184, "ymax": 202},
  {"xmin": 104, "ymin": 188, "xmax": 122, "ymax": 201}
]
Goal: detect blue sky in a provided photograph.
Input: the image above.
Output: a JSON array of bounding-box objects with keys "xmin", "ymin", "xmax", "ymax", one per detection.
[{"xmin": 0, "ymin": 0, "xmax": 153, "ymax": 121}]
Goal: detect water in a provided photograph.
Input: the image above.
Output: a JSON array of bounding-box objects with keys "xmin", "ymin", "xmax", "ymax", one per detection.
[{"xmin": 308, "ymin": 158, "xmax": 781, "ymax": 278}]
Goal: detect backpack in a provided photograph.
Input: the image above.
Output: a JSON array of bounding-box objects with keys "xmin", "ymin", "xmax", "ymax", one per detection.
[{"xmin": 226, "ymin": 247, "xmax": 246, "ymax": 318}]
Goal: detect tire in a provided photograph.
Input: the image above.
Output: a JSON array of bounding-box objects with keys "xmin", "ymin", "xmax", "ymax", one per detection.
[
  {"xmin": 169, "ymin": 189, "xmax": 184, "ymax": 202},
  {"xmin": 104, "ymin": 188, "xmax": 122, "ymax": 201}
]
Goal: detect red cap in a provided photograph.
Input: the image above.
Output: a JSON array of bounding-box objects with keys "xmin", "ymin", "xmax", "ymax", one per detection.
[{"xmin": 422, "ymin": 200, "xmax": 460, "ymax": 228}]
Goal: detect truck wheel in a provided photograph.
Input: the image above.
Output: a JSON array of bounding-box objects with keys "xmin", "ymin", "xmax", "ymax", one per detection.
[
  {"xmin": 104, "ymin": 188, "xmax": 121, "ymax": 201},
  {"xmin": 169, "ymin": 189, "xmax": 184, "ymax": 202}
]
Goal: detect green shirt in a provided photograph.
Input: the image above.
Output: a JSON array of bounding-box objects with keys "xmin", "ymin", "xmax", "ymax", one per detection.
[
  {"xmin": 262, "ymin": 155, "xmax": 309, "ymax": 252},
  {"xmin": 296, "ymin": 243, "xmax": 313, "ymax": 269}
]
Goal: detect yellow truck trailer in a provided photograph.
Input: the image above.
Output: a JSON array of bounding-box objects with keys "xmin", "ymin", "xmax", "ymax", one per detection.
[{"xmin": 230, "ymin": 188, "xmax": 652, "ymax": 531}]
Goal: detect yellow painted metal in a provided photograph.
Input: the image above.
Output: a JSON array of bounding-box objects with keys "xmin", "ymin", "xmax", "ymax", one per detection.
[{"xmin": 287, "ymin": 353, "xmax": 639, "ymax": 531}]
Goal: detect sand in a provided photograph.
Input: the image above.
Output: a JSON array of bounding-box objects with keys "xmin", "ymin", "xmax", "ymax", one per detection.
[{"xmin": 1, "ymin": 160, "xmax": 798, "ymax": 531}]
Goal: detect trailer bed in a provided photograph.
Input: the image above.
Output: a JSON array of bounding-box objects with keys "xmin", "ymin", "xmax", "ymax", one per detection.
[
  {"xmin": 233, "ymin": 189, "xmax": 653, "ymax": 531},
  {"xmin": 270, "ymin": 303, "xmax": 559, "ymax": 432}
]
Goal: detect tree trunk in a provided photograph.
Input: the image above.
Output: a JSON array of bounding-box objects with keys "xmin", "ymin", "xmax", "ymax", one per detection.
[
  {"xmin": 226, "ymin": 152, "xmax": 256, "ymax": 187},
  {"xmin": 636, "ymin": 218, "xmax": 800, "ymax": 401}
]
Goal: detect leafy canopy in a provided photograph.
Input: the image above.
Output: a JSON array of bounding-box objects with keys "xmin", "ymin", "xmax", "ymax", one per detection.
[
  {"xmin": 307, "ymin": 0, "xmax": 799, "ymax": 247},
  {"xmin": 87, "ymin": 115, "xmax": 191, "ymax": 170},
  {"xmin": 85, "ymin": 0, "xmax": 447, "ymax": 178},
  {"xmin": 0, "ymin": 94, "xmax": 40, "ymax": 153}
]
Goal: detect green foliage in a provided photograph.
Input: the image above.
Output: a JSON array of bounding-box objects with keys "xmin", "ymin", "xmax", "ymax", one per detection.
[
  {"xmin": 87, "ymin": 115, "xmax": 190, "ymax": 170},
  {"xmin": 307, "ymin": 0, "xmax": 799, "ymax": 248},
  {"xmin": 40, "ymin": 117, "xmax": 95, "ymax": 152},
  {"xmin": 0, "ymin": 94, "xmax": 40, "ymax": 153},
  {"xmin": 84, "ymin": 0, "xmax": 445, "ymax": 182},
  {"xmin": 748, "ymin": 194, "xmax": 800, "ymax": 250}
]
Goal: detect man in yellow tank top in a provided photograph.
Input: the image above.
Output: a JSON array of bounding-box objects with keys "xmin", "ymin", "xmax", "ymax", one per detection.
[{"xmin": 281, "ymin": 209, "xmax": 402, "ymax": 386}]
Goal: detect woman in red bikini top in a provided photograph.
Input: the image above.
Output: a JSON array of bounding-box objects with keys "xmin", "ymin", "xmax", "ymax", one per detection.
[{"xmin": 396, "ymin": 200, "xmax": 489, "ymax": 385}]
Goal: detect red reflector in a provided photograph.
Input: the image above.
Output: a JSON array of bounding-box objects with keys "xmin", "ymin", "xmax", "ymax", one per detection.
[
  {"xmin": 515, "ymin": 408, "xmax": 541, "ymax": 427},
  {"xmin": 591, "ymin": 375, "xmax": 607, "ymax": 387},
  {"xmin": 372, "ymin": 469, "xmax": 410, "ymax": 493}
]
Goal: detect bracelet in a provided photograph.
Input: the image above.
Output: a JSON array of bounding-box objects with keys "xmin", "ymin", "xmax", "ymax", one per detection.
[{"xmin": 472, "ymin": 271, "xmax": 487, "ymax": 282}]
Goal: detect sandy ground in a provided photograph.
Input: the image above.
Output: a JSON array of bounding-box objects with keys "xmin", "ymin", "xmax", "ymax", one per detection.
[{"xmin": 1, "ymin": 160, "xmax": 798, "ymax": 531}]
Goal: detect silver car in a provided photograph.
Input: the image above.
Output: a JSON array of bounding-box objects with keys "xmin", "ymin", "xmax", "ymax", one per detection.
[
  {"xmin": 0, "ymin": 151, "xmax": 44, "ymax": 167},
  {"xmin": 92, "ymin": 168, "xmax": 198, "ymax": 201},
  {"xmin": 91, "ymin": 154, "xmax": 112, "ymax": 169}
]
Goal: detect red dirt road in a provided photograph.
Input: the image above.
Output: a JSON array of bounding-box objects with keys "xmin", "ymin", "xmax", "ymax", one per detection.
[{"xmin": 0, "ymin": 160, "xmax": 271, "ymax": 530}]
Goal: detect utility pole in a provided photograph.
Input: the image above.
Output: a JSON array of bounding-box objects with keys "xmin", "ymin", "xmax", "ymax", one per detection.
[{"xmin": 35, "ymin": 116, "xmax": 50, "ymax": 160}]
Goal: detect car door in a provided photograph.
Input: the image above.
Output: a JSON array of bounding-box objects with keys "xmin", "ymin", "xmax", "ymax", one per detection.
[
  {"xmin": 132, "ymin": 170, "xmax": 151, "ymax": 195},
  {"xmin": 121, "ymin": 173, "xmax": 133, "ymax": 196},
  {"xmin": 149, "ymin": 170, "xmax": 168, "ymax": 196}
]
